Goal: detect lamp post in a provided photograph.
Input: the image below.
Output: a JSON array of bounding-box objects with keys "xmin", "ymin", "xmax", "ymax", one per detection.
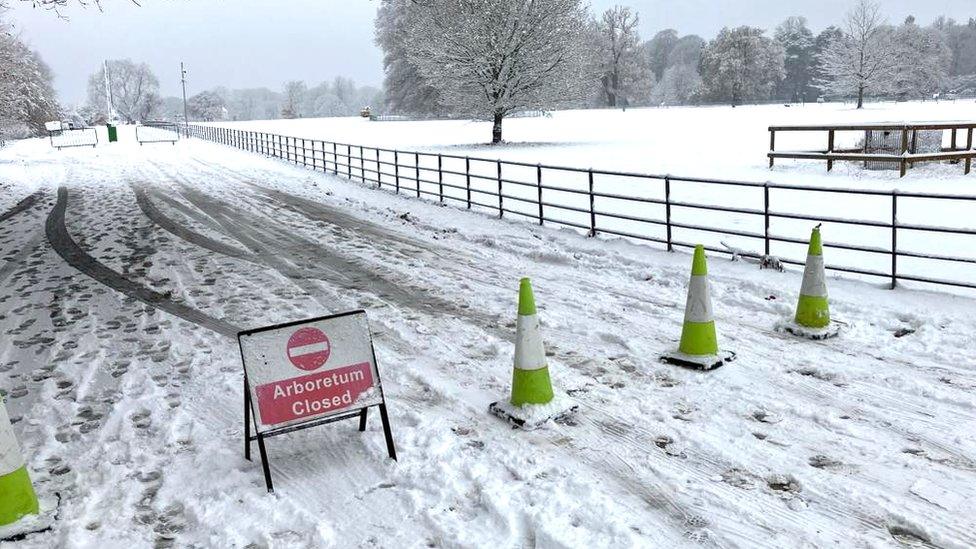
[{"xmin": 181, "ymin": 62, "xmax": 189, "ymax": 136}]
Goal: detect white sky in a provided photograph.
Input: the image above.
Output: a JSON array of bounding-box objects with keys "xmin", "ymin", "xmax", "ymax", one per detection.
[{"xmin": 7, "ymin": 0, "xmax": 974, "ymax": 106}]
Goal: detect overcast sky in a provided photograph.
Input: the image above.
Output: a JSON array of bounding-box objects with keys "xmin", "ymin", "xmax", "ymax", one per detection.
[{"xmin": 8, "ymin": 0, "xmax": 974, "ymax": 106}]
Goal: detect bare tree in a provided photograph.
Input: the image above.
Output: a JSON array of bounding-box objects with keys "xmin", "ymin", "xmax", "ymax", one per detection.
[
  {"xmin": 402, "ymin": 0, "xmax": 591, "ymax": 143},
  {"xmin": 86, "ymin": 59, "xmax": 160, "ymax": 123},
  {"xmin": 594, "ymin": 6, "xmax": 651, "ymax": 108},
  {"xmin": 817, "ymin": 0, "xmax": 898, "ymax": 108},
  {"xmin": 281, "ymin": 80, "xmax": 306, "ymax": 119}
]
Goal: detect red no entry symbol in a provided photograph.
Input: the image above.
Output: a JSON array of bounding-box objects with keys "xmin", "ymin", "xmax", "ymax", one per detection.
[{"xmin": 287, "ymin": 327, "xmax": 331, "ymax": 371}]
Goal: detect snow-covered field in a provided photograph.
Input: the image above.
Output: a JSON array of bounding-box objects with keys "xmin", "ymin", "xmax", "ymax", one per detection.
[
  {"xmin": 1, "ymin": 126, "xmax": 975, "ymax": 547},
  {"xmin": 216, "ymin": 100, "xmax": 976, "ymax": 193},
  {"xmin": 211, "ymin": 102, "xmax": 976, "ymax": 292}
]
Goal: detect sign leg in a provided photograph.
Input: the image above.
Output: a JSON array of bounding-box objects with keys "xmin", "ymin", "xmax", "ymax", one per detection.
[
  {"xmin": 244, "ymin": 386, "xmax": 252, "ymax": 461},
  {"xmin": 378, "ymin": 403, "xmax": 397, "ymax": 461},
  {"xmin": 257, "ymin": 434, "xmax": 274, "ymax": 493},
  {"xmin": 358, "ymin": 408, "xmax": 368, "ymax": 432}
]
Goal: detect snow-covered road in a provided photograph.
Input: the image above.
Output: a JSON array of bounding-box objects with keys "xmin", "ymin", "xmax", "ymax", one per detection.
[{"xmin": 1, "ymin": 136, "xmax": 975, "ymax": 548}]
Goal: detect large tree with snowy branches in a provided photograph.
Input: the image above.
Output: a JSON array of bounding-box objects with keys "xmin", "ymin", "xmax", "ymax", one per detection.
[
  {"xmin": 85, "ymin": 59, "xmax": 161, "ymax": 123},
  {"xmin": 699, "ymin": 26, "xmax": 785, "ymax": 105},
  {"xmin": 593, "ymin": 5, "xmax": 651, "ymax": 108},
  {"xmin": 0, "ymin": 15, "xmax": 60, "ymax": 136},
  {"xmin": 398, "ymin": 0, "xmax": 591, "ymax": 144},
  {"xmin": 817, "ymin": 0, "xmax": 899, "ymax": 108}
]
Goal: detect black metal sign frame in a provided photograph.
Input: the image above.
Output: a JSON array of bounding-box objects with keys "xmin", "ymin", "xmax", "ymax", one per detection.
[{"xmin": 237, "ymin": 310, "xmax": 397, "ymax": 493}]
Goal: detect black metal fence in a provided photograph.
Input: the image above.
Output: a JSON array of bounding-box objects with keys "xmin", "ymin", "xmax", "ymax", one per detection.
[{"xmin": 186, "ymin": 124, "xmax": 976, "ymax": 292}]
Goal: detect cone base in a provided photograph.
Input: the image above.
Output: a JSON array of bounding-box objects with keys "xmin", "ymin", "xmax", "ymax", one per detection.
[
  {"xmin": 776, "ymin": 319, "xmax": 842, "ymax": 340},
  {"xmin": 489, "ymin": 394, "xmax": 578, "ymax": 431},
  {"xmin": 0, "ymin": 493, "xmax": 59, "ymax": 542},
  {"xmin": 660, "ymin": 349, "xmax": 736, "ymax": 371}
]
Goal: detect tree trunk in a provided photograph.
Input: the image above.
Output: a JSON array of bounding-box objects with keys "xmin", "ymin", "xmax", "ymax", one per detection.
[
  {"xmin": 492, "ymin": 112, "xmax": 503, "ymax": 144},
  {"xmin": 857, "ymin": 85, "xmax": 864, "ymax": 109}
]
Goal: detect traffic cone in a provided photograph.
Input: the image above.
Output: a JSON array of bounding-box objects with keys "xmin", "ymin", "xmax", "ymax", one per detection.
[
  {"xmin": 660, "ymin": 245, "xmax": 736, "ymax": 370},
  {"xmin": 778, "ymin": 225, "xmax": 841, "ymax": 339},
  {"xmin": 0, "ymin": 395, "xmax": 38, "ymax": 530},
  {"xmin": 489, "ymin": 278, "xmax": 576, "ymax": 430}
]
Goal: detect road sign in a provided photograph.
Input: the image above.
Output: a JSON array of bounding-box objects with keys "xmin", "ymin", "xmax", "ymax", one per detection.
[
  {"xmin": 237, "ymin": 310, "xmax": 397, "ymax": 492},
  {"xmin": 286, "ymin": 326, "xmax": 331, "ymax": 371}
]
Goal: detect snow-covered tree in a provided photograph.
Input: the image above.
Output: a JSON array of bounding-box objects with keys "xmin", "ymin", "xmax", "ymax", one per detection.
[
  {"xmin": 890, "ymin": 16, "xmax": 951, "ymax": 99},
  {"xmin": 281, "ymin": 80, "xmax": 306, "ymax": 119},
  {"xmin": 86, "ymin": 59, "xmax": 160, "ymax": 123},
  {"xmin": 650, "ymin": 63, "xmax": 701, "ymax": 105},
  {"xmin": 593, "ymin": 6, "xmax": 652, "ymax": 108},
  {"xmin": 187, "ymin": 90, "xmax": 225, "ymax": 121},
  {"xmin": 667, "ymin": 34, "xmax": 705, "ymax": 70},
  {"xmin": 817, "ymin": 0, "xmax": 898, "ymax": 108},
  {"xmin": 933, "ymin": 17, "xmax": 976, "ymax": 78},
  {"xmin": 401, "ymin": 0, "xmax": 591, "ymax": 143},
  {"xmin": 774, "ymin": 16, "xmax": 816, "ymax": 102},
  {"xmin": 374, "ymin": 0, "xmax": 444, "ymax": 116},
  {"xmin": 645, "ymin": 29, "xmax": 679, "ymax": 81},
  {"xmin": 0, "ymin": 16, "xmax": 60, "ymax": 136},
  {"xmin": 700, "ymin": 26, "xmax": 785, "ymax": 105}
]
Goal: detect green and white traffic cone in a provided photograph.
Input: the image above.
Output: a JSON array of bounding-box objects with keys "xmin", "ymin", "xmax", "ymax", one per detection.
[
  {"xmin": 660, "ymin": 245, "xmax": 736, "ymax": 370},
  {"xmin": 0, "ymin": 395, "xmax": 43, "ymax": 541},
  {"xmin": 778, "ymin": 225, "xmax": 841, "ymax": 339},
  {"xmin": 489, "ymin": 278, "xmax": 577, "ymax": 430}
]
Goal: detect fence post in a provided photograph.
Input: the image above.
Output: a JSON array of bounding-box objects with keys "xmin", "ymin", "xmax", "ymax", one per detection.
[
  {"xmin": 665, "ymin": 176, "xmax": 672, "ymax": 251},
  {"xmin": 763, "ymin": 183, "xmax": 771, "ymax": 256},
  {"xmin": 899, "ymin": 128, "xmax": 909, "ymax": 177},
  {"xmin": 497, "ymin": 160, "xmax": 503, "ymax": 218},
  {"xmin": 966, "ymin": 128, "xmax": 973, "ymax": 175},
  {"xmin": 393, "ymin": 151, "xmax": 400, "ymax": 193},
  {"xmin": 416, "ymin": 152, "xmax": 421, "ymax": 198},
  {"xmin": 333, "ymin": 142, "xmax": 338, "ymax": 174},
  {"xmin": 360, "ymin": 146, "xmax": 365, "ymax": 182},
  {"xmin": 768, "ymin": 129, "xmax": 775, "ymax": 168},
  {"xmin": 465, "ymin": 157, "xmax": 472, "ymax": 209},
  {"xmin": 827, "ymin": 130, "xmax": 835, "ymax": 172},
  {"xmin": 891, "ymin": 191, "xmax": 898, "ymax": 290},
  {"xmin": 437, "ymin": 154, "xmax": 444, "ymax": 203},
  {"xmin": 588, "ymin": 169, "xmax": 596, "ymax": 236},
  {"xmin": 376, "ymin": 149, "xmax": 381, "ymax": 188},
  {"xmin": 348, "ymin": 145, "xmax": 353, "ymax": 179},
  {"xmin": 537, "ymin": 164, "xmax": 543, "ymax": 225}
]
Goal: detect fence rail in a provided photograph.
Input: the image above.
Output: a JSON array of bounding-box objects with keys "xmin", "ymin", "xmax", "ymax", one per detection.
[{"xmin": 185, "ymin": 124, "xmax": 976, "ymax": 292}]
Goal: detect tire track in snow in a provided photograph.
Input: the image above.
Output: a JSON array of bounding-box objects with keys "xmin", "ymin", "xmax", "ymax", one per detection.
[
  {"xmin": 46, "ymin": 186, "xmax": 240, "ymax": 338},
  {"xmin": 0, "ymin": 190, "xmax": 44, "ymax": 224},
  {"xmin": 130, "ymin": 184, "xmax": 258, "ymax": 264}
]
